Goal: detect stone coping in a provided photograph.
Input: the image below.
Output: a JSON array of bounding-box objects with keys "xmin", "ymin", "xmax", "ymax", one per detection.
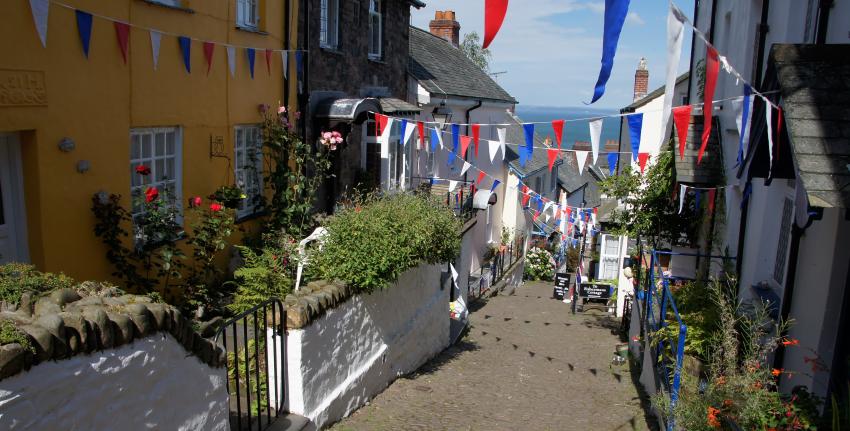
[
  {"xmin": 0, "ymin": 282, "xmax": 226, "ymax": 381},
  {"xmin": 283, "ymin": 280, "xmax": 353, "ymax": 330}
]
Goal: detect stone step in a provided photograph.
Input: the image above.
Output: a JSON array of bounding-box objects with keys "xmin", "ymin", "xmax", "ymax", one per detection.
[{"xmin": 266, "ymin": 413, "xmax": 312, "ymax": 431}]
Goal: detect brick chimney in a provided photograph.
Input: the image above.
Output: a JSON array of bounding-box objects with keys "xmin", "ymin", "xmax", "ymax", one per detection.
[
  {"xmin": 430, "ymin": 10, "xmax": 461, "ymax": 47},
  {"xmin": 633, "ymin": 57, "xmax": 649, "ymax": 102}
]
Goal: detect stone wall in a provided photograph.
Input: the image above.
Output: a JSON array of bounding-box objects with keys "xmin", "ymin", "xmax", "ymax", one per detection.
[{"xmin": 284, "ymin": 264, "xmax": 450, "ymax": 429}]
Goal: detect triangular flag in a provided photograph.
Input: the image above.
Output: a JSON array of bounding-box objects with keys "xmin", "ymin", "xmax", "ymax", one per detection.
[
  {"xmin": 694, "ymin": 190, "xmax": 701, "ymax": 211},
  {"xmin": 448, "ymin": 180, "xmax": 459, "ymax": 193},
  {"xmin": 178, "ymin": 36, "xmax": 191, "ymax": 73},
  {"xmin": 678, "ymin": 184, "xmax": 687, "ymax": 214},
  {"xmin": 638, "ymin": 153, "xmax": 650, "ymax": 174},
  {"xmin": 589, "ymin": 118, "xmax": 603, "ymax": 164},
  {"xmin": 29, "ymin": 0, "xmax": 49, "ymax": 48},
  {"xmin": 246, "ymin": 48, "xmax": 256, "ymax": 79},
  {"xmin": 265, "ymin": 49, "xmax": 273, "ymax": 75},
  {"xmin": 627, "ymin": 113, "xmax": 643, "ymax": 161},
  {"xmin": 472, "ymin": 124, "xmax": 481, "ymax": 158},
  {"xmin": 398, "ymin": 120, "xmax": 408, "ymax": 146},
  {"xmin": 699, "ymin": 46, "xmax": 720, "ymax": 163},
  {"xmin": 672, "ymin": 106, "xmax": 692, "ymax": 160},
  {"xmin": 521, "ymin": 124, "xmax": 535, "ymax": 166},
  {"xmin": 402, "ymin": 120, "xmax": 416, "ymax": 146},
  {"xmin": 114, "ymin": 22, "xmax": 130, "ymax": 65},
  {"xmin": 708, "ymin": 189, "xmax": 716, "ymax": 214},
  {"xmin": 150, "ymin": 31, "xmax": 162, "ymax": 70},
  {"xmin": 476, "ymin": 171, "xmax": 487, "ymax": 186},
  {"xmin": 375, "ymin": 113, "xmax": 388, "ymax": 136},
  {"xmin": 430, "ymin": 128, "xmax": 441, "ymax": 152},
  {"xmin": 547, "ymin": 148, "xmax": 559, "ymax": 172},
  {"xmin": 460, "ymin": 135, "xmax": 472, "ymax": 158},
  {"xmin": 380, "ymin": 118, "xmax": 394, "ymax": 159},
  {"xmin": 735, "ymin": 85, "xmax": 753, "ymax": 166},
  {"xmin": 490, "ymin": 179, "xmax": 501, "ymax": 193},
  {"xmin": 461, "ymin": 162, "xmax": 472, "ymax": 176},
  {"xmin": 75, "ymin": 10, "xmax": 93, "ymax": 58},
  {"xmin": 483, "ymin": 0, "xmax": 509, "ymax": 49},
  {"xmin": 659, "ymin": 3, "xmax": 686, "ymax": 152},
  {"xmin": 449, "ymin": 124, "xmax": 460, "ymax": 166},
  {"xmin": 766, "ymin": 102, "xmax": 774, "ymax": 173},
  {"xmin": 533, "ymin": 211, "xmax": 541, "ymax": 222},
  {"xmin": 575, "ymin": 150, "xmax": 589, "ymax": 175},
  {"xmin": 417, "ymin": 122, "xmax": 425, "ymax": 149},
  {"xmin": 227, "ymin": 46, "xmax": 236, "ymax": 77},
  {"xmin": 607, "ymin": 153, "xmax": 619, "ymax": 176},
  {"xmin": 295, "ymin": 51, "xmax": 304, "ymax": 82},
  {"xmin": 552, "ymin": 120, "xmax": 565, "ymax": 149},
  {"xmin": 281, "ymin": 51, "xmax": 289, "ymax": 79},
  {"xmin": 497, "ymin": 127, "xmax": 507, "ymax": 160},
  {"xmin": 522, "ymin": 185, "xmax": 531, "ymax": 206},
  {"xmin": 587, "ymin": 0, "xmax": 631, "ymax": 104},
  {"xmin": 488, "ymin": 140, "xmax": 500, "ymax": 162},
  {"xmin": 203, "ymin": 42, "xmax": 215, "ymax": 75}
]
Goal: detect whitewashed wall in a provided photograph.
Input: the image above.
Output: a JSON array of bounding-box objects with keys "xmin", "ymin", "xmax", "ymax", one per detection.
[
  {"xmin": 285, "ymin": 264, "xmax": 449, "ymax": 429},
  {"xmin": 0, "ymin": 334, "xmax": 229, "ymax": 431}
]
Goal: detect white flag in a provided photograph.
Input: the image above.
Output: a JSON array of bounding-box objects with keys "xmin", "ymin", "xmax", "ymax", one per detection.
[
  {"xmin": 380, "ymin": 118, "xmax": 394, "ymax": 158},
  {"xmin": 589, "ymin": 119, "xmax": 603, "ymax": 164},
  {"xmin": 281, "ymin": 51, "xmax": 289, "ymax": 79},
  {"xmin": 733, "ymin": 96, "xmax": 754, "ymax": 164},
  {"xmin": 659, "ymin": 3, "xmax": 686, "ymax": 152},
  {"xmin": 150, "ymin": 31, "xmax": 162, "ymax": 70},
  {"xmin": 678, "ymin": 184, "xmax": 687, "ymax": 214},
  {"xmin": 29, "ymin": 0, "xmax": 49, "ymax": 48},
  {"xmin": 403, "ymin": 121, "xmax": 416, "ymax": 146},
  {"xmin": 488, "ymin": 139, "xmax": 500, "ymax": 162},
  {"xmin": 497, "ymin": 127, "xmax": 507, "ymax": 160},
  {"xmin": 450, "ymin": 263, "xmax": 458, "ymax": 285},
  {"xmin": 766, "ymin": 102, "xmax": 774, "ymax": 174},
  {"xmin": 575, "ymin": 150, "xmax": 589, "ymax": 175},
  {"xmin": 461, "ymin": 161, "xmax": 472, "ymax": 176},
  {"xmin": 448, "ymin": 180, "xmax": 458, "ymax": 192},
  {"xmin": 227, "ymin": 46, "xmax": 236, "ymax": 77}
]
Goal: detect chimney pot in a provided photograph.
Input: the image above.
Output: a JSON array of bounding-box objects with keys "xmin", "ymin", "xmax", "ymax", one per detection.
[
  {"xmin": 633, "ymin": 57, "xmax": 649, "ymax": 102},
  {"xmin": 429, "ymin": 10, "xmax": 461, "ymax": 47}
]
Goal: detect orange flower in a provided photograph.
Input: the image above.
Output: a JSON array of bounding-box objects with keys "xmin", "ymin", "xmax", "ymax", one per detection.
[
  {"xmin": 707, "ymin": 407, "xmax": 722, "ymax": 428},
  {"xmin": 782, "ymin": 338, "xmax": 799, "ymax": 346},
  {"xmin": 715, "ymin": 375, "xmax": 726, "ymax": 386},
  {"xmin": 722, "ymin": 399, "xmax": 733, "ymax": 408},
  {"xmin": 772, "ymin": 368, "xmax": 783, "ymax": 377}
]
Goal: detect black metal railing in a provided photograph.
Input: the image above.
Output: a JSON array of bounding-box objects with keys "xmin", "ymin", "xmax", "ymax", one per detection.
[
  {"xmin": 468, "ymin": 235, "xmax": 526, "ymax": 301},
  {"xmin": 214, "ymin": 299, "xmax": 286, "ymax": 431}
]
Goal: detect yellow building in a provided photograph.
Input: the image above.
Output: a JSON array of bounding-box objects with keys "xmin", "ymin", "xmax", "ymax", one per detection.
[{"xmin": 0, "ymin": 0, "xmax": 299, "ymax": 282}]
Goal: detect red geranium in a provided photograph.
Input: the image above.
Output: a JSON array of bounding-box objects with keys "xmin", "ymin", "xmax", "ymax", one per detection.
[
  {"xmin": 136, "ymin": 165, "xmax": 151, "ymax": 176},
  {"xmin": 144, "ymin": 186, "xmax": 159, "ymax": 203},
  {"xmin": 189, "ymin": 196, "xmax": 202, "ymax": 208},
  {"xmin": 209, "ymin": 203, "xmax": 223, "ymax": 212}
]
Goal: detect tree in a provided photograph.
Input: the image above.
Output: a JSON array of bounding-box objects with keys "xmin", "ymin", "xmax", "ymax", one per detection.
[
  {"xmin": 460, "ymin": 32, "xmax": 492, "ymax": 73},
  {"xmin": 599, "ymin": 151, "xmax": 700, "ymax": 248}
]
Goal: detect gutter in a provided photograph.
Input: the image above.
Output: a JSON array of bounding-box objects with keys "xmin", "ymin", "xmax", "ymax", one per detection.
[
  {"xmin": 815, "ymin": 0, "xmax": 833, "ymax": 44},
  {"xmin": 686, "ymin": 0, "xmax": 701, "ymax": 105},
  {"xmin": 754, "ymin": 0, "xmax": 771, "ymax": 88}
]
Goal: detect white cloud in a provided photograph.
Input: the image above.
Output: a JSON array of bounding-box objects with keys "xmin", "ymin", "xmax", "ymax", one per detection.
[{"xmin": 626, "ymin": 12, "xmax": 645, "ymax": 25}]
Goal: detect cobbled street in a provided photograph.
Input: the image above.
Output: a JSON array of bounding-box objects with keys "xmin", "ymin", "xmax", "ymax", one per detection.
[{"xmin": 331, "ymin": 281, "xmax": 656, "ymax": 431}]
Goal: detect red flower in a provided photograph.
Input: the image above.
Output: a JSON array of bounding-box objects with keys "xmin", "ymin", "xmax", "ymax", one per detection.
[
  {"xmin": 707, "ymin": 407, "xmax": 721, "ymax": 428},
  {"xmin": 782, "ymin": 338, "xmax": 800, "ymax": 346},
  {"xmin": 189, "ymin": 196, "xmax": 202, "ymax": 208},
  {"xmin": 209, "ymin": 203, "xmax": 223, "ymax": 212},
  {"xmin": 136, "ymin": 165, "xmax": 151, "ymax": 176},
  {"xmin": 144, "ymin": 186, "xmax": 159, "ymax": 203},
  {"xmin": 772, "ymin": 368, "xmax": 783, "ymax": 377}
]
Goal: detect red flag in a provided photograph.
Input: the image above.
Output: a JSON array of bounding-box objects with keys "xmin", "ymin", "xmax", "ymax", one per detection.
[
  {"xmin": 114, "ymin": 22, "xmax": 130, "ymax": 64},
  {"xmin": 461, "ymin": 135, "xmax": 472, "ymax": 158},
  {"xmin": 552, "ymin": 120, "xmax": 565, "ymax": 149},
  {"xmin": 776, "ymin": 107, "xmax": 783, "ymax": 161},
  {"xmin": 593, "ymin": 207, "xmax": 598, "ymax": 217},
  {"xmin": 417, "ymin": 122, "xmax": 425, "ymax": 149},
  {"xmin": 547, "ymin": 148, "xmax": 558, "ymax": 172},
  {"xmin": 265, "ymin": 49, "xmax": 273, "ymax": 75},
  {"xmin": 375, "ymin": 114, "xmax": 388, "ymax": 136},
  {"xmin": 483, "ymin": 0, "xmax": 509, "ymax": 49},
  {"xmin": 566, "ymin": 207, "xmax": 572, "ymax": 221},
  {"xmin": 476, "ymin": 171, "xmax": 486, "ymax": 186},
  {"xmin": 203, "ymin": 42, "xmax": 215, "ymax": 75},
  {"xmin": 672, "ymin": 105, "xmax": 692, "ymax": 160},
  {"xmin": 554, "ymin": 207, "xmax": 561, "ymax": 220},
  {"xmin": 522, "ymin": 185, "xmax": 531, "ymax": 206},
  {"xmin": 708, "ymin": 189, "xmax": 716, "ymax": 214},
  {"xmin": 472, "ymin": 124, "xmax": 481, "ymax": 158},
  {"xmin": 533, "ymin": 211, "xmax": 541, "ymax": 222},
  {"xmin": 699, "ymin": 46, "xmax": 720, "ymax": 164},
  {"xmin": 638, "ymin": 153, "xmax": 650, "ymax": 174}
]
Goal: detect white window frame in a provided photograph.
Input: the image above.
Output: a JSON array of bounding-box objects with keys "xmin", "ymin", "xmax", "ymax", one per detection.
[
  {"xmin": 362, "ymin": 120, "xmax": 406, "ymax": 191},
  {"xmin": 320, "ymin": 0, "xmax": 340, "ymax": 49},
  {"xmin": 234, "ymin": 125, "xmax": 264, "ymax": 218},
  {"xmin": 150, "ymin": 0, "xmax": 181, "ymax": 7},
  {"xmin": 130, "ymin": 127, "xmax": 183, "ymax": 224},
  {"xmin": 368, "ymin": 0, "xmax": 382, "ymax": 59},
  {"xmin": 236, "ymin": 0, "xmax": 260, "ymax": 30}
]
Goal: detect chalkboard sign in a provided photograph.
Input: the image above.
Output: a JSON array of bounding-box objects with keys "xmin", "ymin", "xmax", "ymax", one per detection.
[
  {"xmin": 579, "ymin": 283, "xmax": 613, "ymax": 300},
  {"xmin": 553, "ymin": 273, "xmax": 571, "ymax": 300}
]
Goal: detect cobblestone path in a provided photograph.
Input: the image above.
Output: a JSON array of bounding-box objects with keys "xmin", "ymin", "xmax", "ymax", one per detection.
[{"xmin": 330, "ymin": 281, "xmax": 656, "ymax": 431}]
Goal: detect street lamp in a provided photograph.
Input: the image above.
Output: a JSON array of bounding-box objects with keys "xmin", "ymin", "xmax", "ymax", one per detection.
[{"xmin": 431, "ymin": 102, "xmax": 453, "ymax": 129}]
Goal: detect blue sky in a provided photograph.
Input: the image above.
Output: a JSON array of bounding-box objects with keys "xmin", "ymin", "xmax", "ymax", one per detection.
[{"xmin": 411, "ymin": 1, "xmax": 694, "ymax": 109}]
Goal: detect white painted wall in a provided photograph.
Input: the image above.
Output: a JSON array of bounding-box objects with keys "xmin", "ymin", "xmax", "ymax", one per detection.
[
  {"xmin": 285, "ymin": 264, "xmax": 450, "ymax": 429},
  {"xmin": 0, "ymin": 334, "xmax": 229, "ymax": 431}
]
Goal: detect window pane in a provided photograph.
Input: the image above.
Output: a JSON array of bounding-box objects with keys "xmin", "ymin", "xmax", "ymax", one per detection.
[
  {"xmin": 131, "ymin": 135, "xmax": 141, "ymax": 159},
  {"xmin": 155, "ymin": 132, "xmax": 165, "ymax": 157},
  {"xmin": 156, "ymin": 159, "xmax": 166, "ymax": 181},
  {"xmin": 141, "ymin": 134, "xmax": 152, "ymax": 158},
  {"xmin": 166, "ymin": 132, "xmax": 175, "ymax": 155}
]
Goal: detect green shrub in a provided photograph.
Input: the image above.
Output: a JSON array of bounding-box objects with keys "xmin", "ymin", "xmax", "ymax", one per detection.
[
  {"xmin": 314, "ymin": 193, "xmax": 461, "ymax": 293},
  {"xmin": 0, "ymin": 263, "xmax": 75, "ymax": 305},
  {"xmin": 228, "ymin": 243, "xmax": 295, "ymax": 314},
  {"xmin": 0, "ymin": 320, "xmax": 34, "ymax": 354}
]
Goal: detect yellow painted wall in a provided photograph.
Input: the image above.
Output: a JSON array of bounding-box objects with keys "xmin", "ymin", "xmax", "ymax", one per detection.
[{"xmin": 0, "ymin": 0, "xmax": 292, "ymax": 282}]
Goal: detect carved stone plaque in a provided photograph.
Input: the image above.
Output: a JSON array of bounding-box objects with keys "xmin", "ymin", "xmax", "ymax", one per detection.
[{"xmin": 0, "ymin": 69, "xmax": 47, "ymax": 106}]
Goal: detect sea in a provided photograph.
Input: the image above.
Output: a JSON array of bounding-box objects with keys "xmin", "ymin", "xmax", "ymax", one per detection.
[{"xmin": 514, "ymin": 105, "xmax": 621, "ymax": 149}]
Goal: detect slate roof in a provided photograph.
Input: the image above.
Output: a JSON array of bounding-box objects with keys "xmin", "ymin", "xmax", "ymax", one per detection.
[
  {"xmin": 769, "ymin": 44, "xmax": 850, "ymax": 208},
  {"xmin": 409, "ymin": 27, "xmax": 517, "ymax": 104}
]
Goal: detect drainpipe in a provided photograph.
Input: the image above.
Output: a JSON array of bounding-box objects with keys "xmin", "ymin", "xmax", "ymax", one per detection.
[
  {"xmin": 772, "ymin": 224, "xmax": 804, "ymax": 372},
  {"xmin": 754, "ymin": 0, "xmax": 771, "ymax": 88},
  {"xmin": 708, "ymin": 0, "xmax": 719, "ymax": 43},
  {"xmin": 686, "ymin": 0, "xmax": 701, "ymax": 106},
  {"xmin": 463, "ymin": 100, "xmax": 484, "ymax": 187},
  {"xmin": 815, "ymin": 0, "xmax": 833, "ymax": 45},
  {"xmin": 283, "ymin": 0, "xmax": 290, "ymax": 106}
]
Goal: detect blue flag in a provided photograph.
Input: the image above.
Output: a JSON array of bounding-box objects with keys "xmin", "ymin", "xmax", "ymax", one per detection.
[
  {"xmin": 521, "ymin": 124, "xmax": 535, "ymax": 166},
  {"xmin": 178, "ymin": 36, "xmax": 191, "ymax": 73},
  {"xmin": 490, "ymin": 179, "xmax": 501, "ymax": 193},
  {"xmin": 449, "ymin": 124, "xmax": 459, "ymax": 166},
  {"xmin": 694, "ymin": 190, "xmax": 701, "ymax": 211},
  {"xmin": 627, "ymin": 113, "xmax": 643, "ymax": 161},
  {"xmin": 246, "ymin": 48, "xmax": 256, "ymax": 79},
  {"xmin": 607, "ymin": 153, "xmax": 619, "ymax": 176},
  {"xmin": 737, "ymin": 85, "xmax": 752, "ymax": 166},
  {"xmin": 295, "ymin": 51, "xmax": 303, "ymax": 80},
  {"xmin": 587, "ymin": 0, "xmax": 631, "ymax": 104},
  {"xmin": 430, "ymin": 128, "xmax": 440, "ymax": 152},
  {"xmin": 399, "ymin": 120, "xmax": 408, "ymax": 145},
  {"xmin": 75, "ymin": 10, "xmax": 93, "ymax": 58}
]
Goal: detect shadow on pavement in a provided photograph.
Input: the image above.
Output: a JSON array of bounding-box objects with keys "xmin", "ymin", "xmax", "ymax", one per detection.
[{"xmin": 406, "ymin": 338, "xmax": 481, "ymax": 378}]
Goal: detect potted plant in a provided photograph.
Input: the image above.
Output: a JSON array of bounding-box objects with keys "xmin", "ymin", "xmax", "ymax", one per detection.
[{"xmin": 209, "ymin": 185, "xmax": 246, "ymax": 209}]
